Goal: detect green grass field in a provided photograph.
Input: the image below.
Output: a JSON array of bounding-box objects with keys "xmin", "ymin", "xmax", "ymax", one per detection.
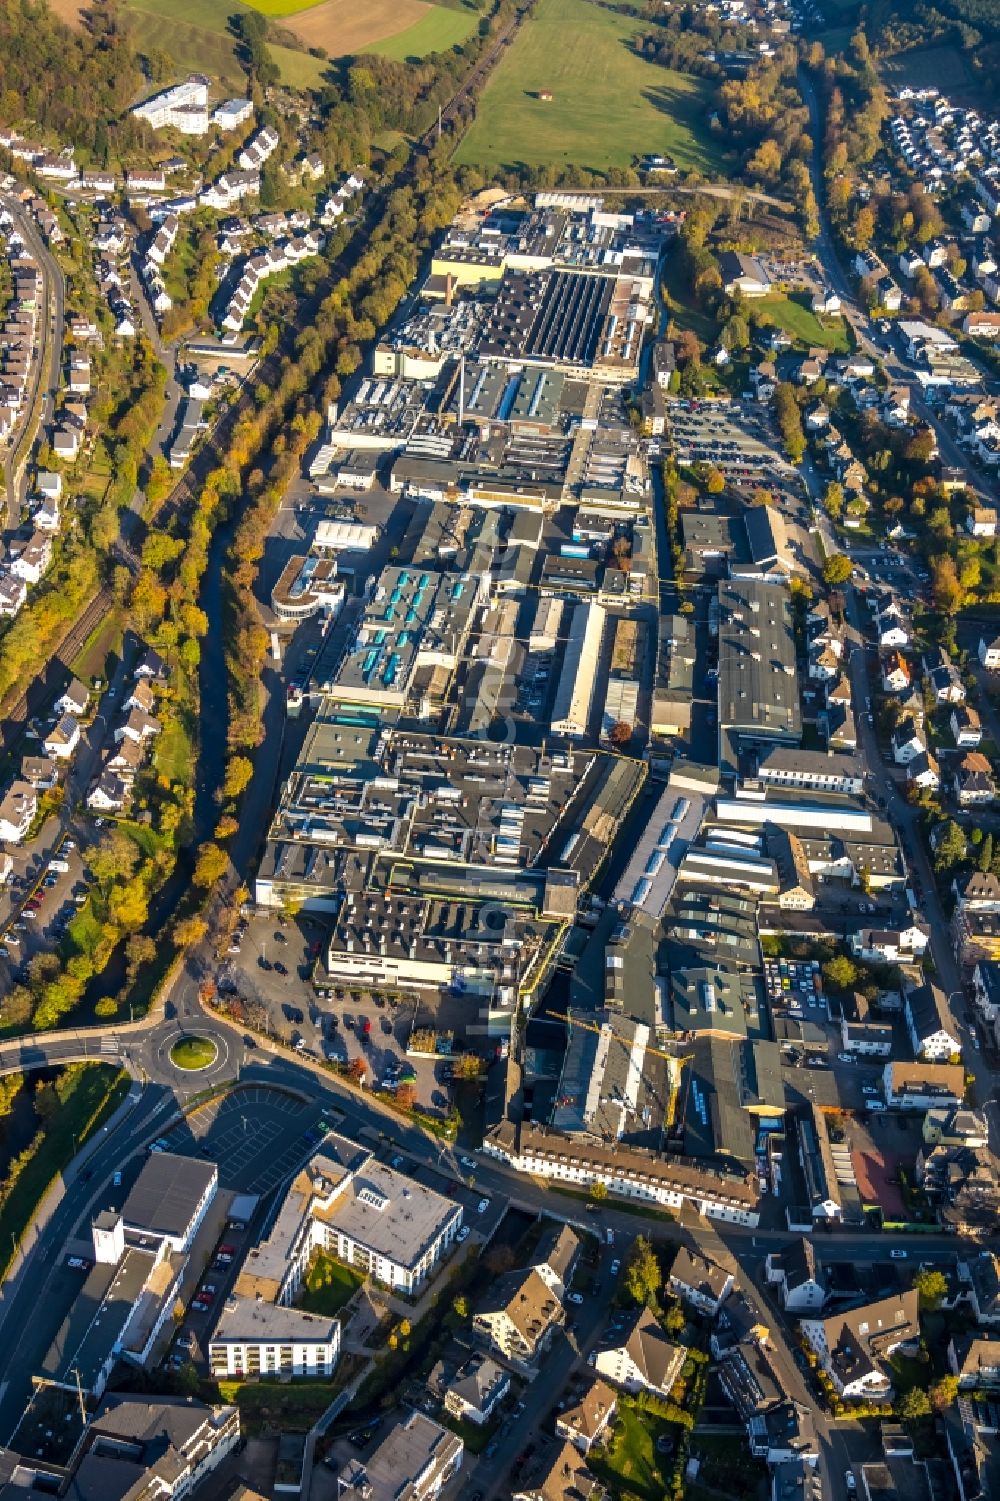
[
  {"xmin": 754, "ymin": 292, "xmax": 851, "ymax": 352},
  {"xmin": 373, "ymin": 6, "xmax": 478, "ymax": 60},
  {"xmin": 170, "ymin": 1035, "xmax": 219, "ymax": 1070},
  {"xmin": 455, "ymin": 0, "xmax": 722, "ymax": 176},
  {"xmin": 126, "ymin": 0, "xmax": 329, "ymax": 91}
]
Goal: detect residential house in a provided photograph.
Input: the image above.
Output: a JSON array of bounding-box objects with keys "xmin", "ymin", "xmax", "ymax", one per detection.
[
  {"xmin": 978, "ymin": 634, "xmax": 1000, "ymax": 669},
  {"xmin": 70, "ymin": 1395, "xmax": 240, "ymax": 1501},
  {"xmin": 0, "ymin": 574, "xmax": 26, "ymax": 617},
  {"xmin": 954, "ymin": 871, "xmax": 1000, "ymax": 912},
  {"xmin": 918, "ymin": 1142, "xmax": 1000, "ymax": 1235},
  {"xmin": 473, "ymin": 1268, "xmax": 565, "ymax": 1374},
  {"xmin": 668, "ymin": 1245, "xmax": 735, "ymax": 1318},
  {"xmin": 961, "ymin": 1252, "xmax": 1000, "ymax": 1323},
  {"xmin": 838, "ymin": 992, "xmax": 894, "ymax": 1057},
  {"xmin": 892, "ymin": 717, "xmax": 926, "ymax": 765},
  {"xmin": 765, "ymin": 1239, "xmax": 827, "ymax": 1312},
  {"xmin": 952, "ymin": 706, "xmax": 983, "ymax": 747},
  {"xmin": 924, "ymin": 649, "xmax": 966, "ymax": 704},
  {"xmin": 9, "ymin": 531, "xmax": 52, "ymax": 584},
  {"xmin": 511, "ymin": 1442, "xmax": 602, "ymax": 1501},
  {"xmin": 881, "ymin": 652, "xmax": 910, "ymax": 694},
  {"xmin": 851, "ymin": 926, "xmax": 929, "ymax": 964},
  {"xmin": 42, "ymin": 714, "xmax": 81, "ymax": 762},
  {"xmin": 335, "ymin": 1412, "xmax": 463, "ymax": 1501},
  {"xmin": 0, "ymin": 780, "xmax": 36, "ymax": 842},
  {"xmin": 123, "ymin": 678, "xmax": 156, "ymax": 715},
  {"xmin": 54, "ymin": 678, "xmax": 88, "ymax": 718},
  {"xmin": 554, "ymin": 1379, "xmax": 617, "ymax": 1456},
  {"xmin": 968, "ymin": 506, "xmax": 998, "ymax": 538},
  {"xmin": 883, "ymin": 1061, "xmax": 965, "ymax": 1111},
  {"xmin": 923, "ymin": 1105, "xmax": 990, "ymax": 1148},
  {"xmin": 88, "ymin": 769, "xmax": 130, "ymax": 813},
  {"xmin": 905, "ymin": 981, "xmax": 961, "ymax": 1060},
  {"xmin": 798, "ymin": 1290, "xmax": 920, "ymax": 1400},
  {"xmin": 973, "ymin": 960, "xmax": 1000, "ymax": 1022},
  {"xmin": 906, "ymin": 751, "xmax": 940, "ymax": 792},
  {"xmin": 443, "ymin": 1356, "xmax": 510, "ymax": 1427},
  {"xmin": 115, "ymin": 707, "xmax": 162, "ymax": 745},
  {"xmin": 948, "ymin": 1333, "xmax": 1000, "ymax": 1390},
  {"xmin": 20, "ymin": 756, "xmax": 58, "ymax": 790},
  {"xmin": 530, "ymin": 1224, "xmax": 579, "ymax": 1301},
  {"xmin": 954, "ymin": 752, "xmax": 997, "ymax": 807},
  {"xmin": 593, "ymin": 1306, "xmax": 685, "ymax": 1399}
]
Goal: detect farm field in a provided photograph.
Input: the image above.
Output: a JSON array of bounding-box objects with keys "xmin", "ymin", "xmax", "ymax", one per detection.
[
  {"xmin": 125, "ymin": 0, "xmax": 331, "ymax": 91},
  {"xmin": 454, "ymin": 0, "xmax": 723, "ymax": 176},
  {"xmin": 372, "ymin": 6, "xmax": 478, "ymax": 60}
]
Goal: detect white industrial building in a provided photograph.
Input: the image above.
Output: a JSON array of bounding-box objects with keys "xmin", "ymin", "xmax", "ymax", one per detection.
[
  {"xmin": 714, "ymin": 790, "xmax": 873, "ymax": 833},
  {"xmin": 314, "ymin": 518, "xmax": 380, "ymax": 553},
  {"xmin": 551, "ymin": 602, "xmax": 605, "ymax": 738}
]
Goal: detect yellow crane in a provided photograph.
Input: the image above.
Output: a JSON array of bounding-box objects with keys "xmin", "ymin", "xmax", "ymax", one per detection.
[{"xmin": 562, "ymin": 1011, "xmax": 694, "ymax": 1130}]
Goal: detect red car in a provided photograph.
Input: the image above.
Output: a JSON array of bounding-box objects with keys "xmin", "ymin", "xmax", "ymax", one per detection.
[{"xmin": 218, "ymin": 1243, "xmax": 236, "ymax": 1256}]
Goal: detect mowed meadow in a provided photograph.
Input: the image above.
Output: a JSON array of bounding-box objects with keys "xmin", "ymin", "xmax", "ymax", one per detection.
[{"xmin": 455, "ymin": 0, "xmax": 724, "ymax": 176}]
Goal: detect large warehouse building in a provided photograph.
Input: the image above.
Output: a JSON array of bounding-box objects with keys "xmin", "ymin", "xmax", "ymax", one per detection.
[
  {"xmin": 551, "ymin": 602, "xmax": 606, "ymax": 738},
  {"xmin": 717, "ymin": 578, "xmax": 800, "ymax": 779}
]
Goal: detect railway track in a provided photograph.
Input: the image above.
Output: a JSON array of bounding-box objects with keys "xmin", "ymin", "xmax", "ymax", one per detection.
[{"xmin": 0, "ymin": 588, "xmax": 112, "ymax": 750}]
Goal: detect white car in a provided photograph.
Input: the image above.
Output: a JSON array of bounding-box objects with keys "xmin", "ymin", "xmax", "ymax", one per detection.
[
  {"xmin": 890, "ymin": 1249, "xmax": 907, "ymax": 1259},
  {"xmin": 845, "ymin": 1472, "xmax": 857, "ymax": 1494},
  {"xmin": 567, "ymin": 1292, "xmax": 584, "ymax": 1305},
  {"xmin": 457, "ymin": 1226, "xmax": 470, "ymax": 1243},
  {"xmin": 460, "ymin": 1156, "xmax": 476, "ymax": 1170},
  {"xmin": 477, "ymin": 1198, "xmax": 490, "ymax": 1214},
  {"xmin": 610, "ymin": 1258, "xmax": 621, "ymax": 1276}
]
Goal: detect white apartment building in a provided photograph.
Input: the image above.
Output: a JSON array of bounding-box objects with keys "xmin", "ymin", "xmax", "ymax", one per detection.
[
  {"xmin": 209, "ymin": 1299, "xmax": 340, "ymax": 1379},
  {"xmin": 132, "ymin": 76, "xmax": 209, "ymax": 134},
  {"xmin": 234, "ymin": 1137, "xmax": 462, "ymax": 1304}
]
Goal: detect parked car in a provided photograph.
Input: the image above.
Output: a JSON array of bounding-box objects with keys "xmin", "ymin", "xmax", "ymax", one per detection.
[{"xmin": 477, "ymin": 1198, "xmax": 490, "ymax": 1214}]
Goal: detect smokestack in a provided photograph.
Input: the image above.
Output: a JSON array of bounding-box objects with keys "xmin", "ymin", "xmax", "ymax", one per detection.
[
  {"xmin": 458, "ymin": 353, "xmax": 465, "ymax": 425},
  {"xmin": 445, "ymin": 273, "xmax": 454, "ymax": 308}
]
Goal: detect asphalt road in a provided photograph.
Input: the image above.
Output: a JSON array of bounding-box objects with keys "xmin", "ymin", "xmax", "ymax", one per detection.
[{"xmin": 2, "ymin": 194, "xmax": 66, "ymax": 529}]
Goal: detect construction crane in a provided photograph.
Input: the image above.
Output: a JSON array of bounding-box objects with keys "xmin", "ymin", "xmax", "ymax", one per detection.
[{"xmin": 562, "ymin": 1011, "xmax": 694, "ymax": 1130}]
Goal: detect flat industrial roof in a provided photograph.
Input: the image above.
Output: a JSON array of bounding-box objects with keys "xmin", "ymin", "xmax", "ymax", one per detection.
[{"xmin": 122, "ymin": 1152, "xmax": 216, "ymax": 1240}]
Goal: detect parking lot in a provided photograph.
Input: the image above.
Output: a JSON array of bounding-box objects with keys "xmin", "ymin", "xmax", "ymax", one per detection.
[
  {"xmin": 0, "ymin": 837, "xmax": 92, "ymax": 987},
  {"xmin": 667, "ymin": 398, "xmax": 796, "ymax": 489},
  {"xmin": 159, "ymin": 1084, "xmax": 336, "ymax": 1195},
  {"xmin": 222, "ymin": 911, "xmax": 481, "ymax": 1120}
]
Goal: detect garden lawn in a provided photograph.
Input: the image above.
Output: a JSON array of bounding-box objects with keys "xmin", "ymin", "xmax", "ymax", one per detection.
[
  {"xmin": 373, "ymin": 6, "xmax": 478, "ymax": 60},
  {"xmin": 590, "ymin": 1401, "xmax": 676, "ymax": 1501},
  {"xmin": 299, "ymin": 1250, "xmax": 365, "ymax": 1316},
  {"xmin": 754, "ymin": 292, "xmax": 851, "ymax": 352},
  {"xmin": 455, "ymin": 0, "xmax": 723, "ymax": 176},
  {"xmin": 217, "ymin": 1379, "xmax": 338, "ymax": 1434}
]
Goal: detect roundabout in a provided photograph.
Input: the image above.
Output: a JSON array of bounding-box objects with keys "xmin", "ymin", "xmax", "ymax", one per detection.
[{"xmin": 168, "ymin": 1034, "xmax": 220, "ymax": 1072}]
